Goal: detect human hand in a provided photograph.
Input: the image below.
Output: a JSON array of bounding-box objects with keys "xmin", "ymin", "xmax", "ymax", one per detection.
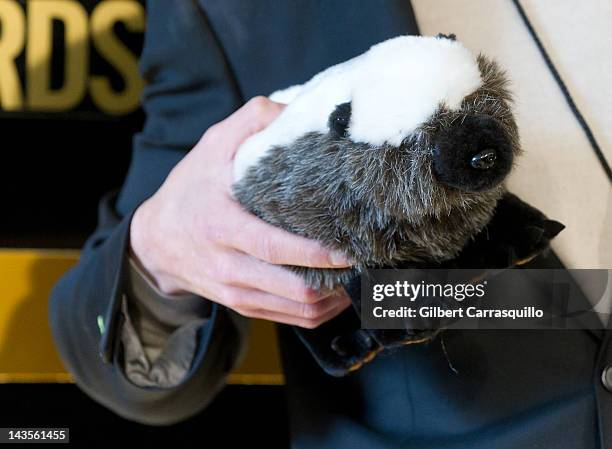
[{"xmin": 130, "ymin": 97, "xmax": 352, "ymax": 328}]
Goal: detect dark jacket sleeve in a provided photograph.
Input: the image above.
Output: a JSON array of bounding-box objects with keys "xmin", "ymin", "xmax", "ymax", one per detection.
[{"xmin": 49, "ymin": 0, "xmax": 246, "ymax": 425}]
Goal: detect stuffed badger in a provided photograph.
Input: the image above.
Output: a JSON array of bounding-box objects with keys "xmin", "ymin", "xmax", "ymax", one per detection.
[{"xmin": 232, "ymin": 34, "xmax": 564, "ymax": 376}]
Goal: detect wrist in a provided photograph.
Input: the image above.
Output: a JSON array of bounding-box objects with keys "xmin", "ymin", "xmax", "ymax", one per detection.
[{"xmin": 129, "ymin": 200, "xmax": 188, "ymax": 296}]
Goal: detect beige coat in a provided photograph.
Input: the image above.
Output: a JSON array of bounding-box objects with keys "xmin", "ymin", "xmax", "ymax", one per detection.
[{"xmin": 413, "ymin": 0, "xmax": 612, "ymax": 270}]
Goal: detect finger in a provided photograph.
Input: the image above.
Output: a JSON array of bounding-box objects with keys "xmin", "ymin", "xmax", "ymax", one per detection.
[
  {"xmin": 214, "ymin": 96, "xmax": 285, "ymax": 151},
  {"xmin": 227, "ymin": 285, "xmax": 350, "ymax": 321},
  {"xmin": 185, "ymin": 276, "xmax": 351, "ymax": 328},
  {"xmin": 226, "ymin": 251, "xmax": 339, "ymax": 303},
  {"xmin": 240, "ymin": 292, "xmax": 351, "ymax": 328},
  {"xmin": 230, "ymin": 205, "xmax": 352, "ymax": 268}
]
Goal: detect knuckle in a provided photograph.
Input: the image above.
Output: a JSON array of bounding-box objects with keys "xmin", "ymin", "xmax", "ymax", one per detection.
[
  {"xmin": 301, "ymin": 318, "xmax": 321, "ymax": 329},
  {"xmin": 238, "ymin": 308, "xmax": 257, "ymax": 319},
  {"xmin": 209, "ymin": 258, "xmax": 236, "ymax": 284},
  {"xmin": 299, "ymin": 303, "xmax": 314, "ymax": 320},
  {"xmin": 221, "ymin": 288, "xmax": 242, "ymax": 309},
  {"xmin": 247, "ymin": 96, "xmax": 270, "ymax": 114},
  {"xmin": 296, "ymin": 285, "xmax": 320, "ymax": 303},
  {"xmin": 203, "ymin": 123, "xmax": 221, "ymax": 142},
  {"xmin": 300, "ymin": 303, "xmax": 322, "ymax": 320},
  {"xmin": 201, "ymin": 222, "xmax": 226, "ymax": 245}
]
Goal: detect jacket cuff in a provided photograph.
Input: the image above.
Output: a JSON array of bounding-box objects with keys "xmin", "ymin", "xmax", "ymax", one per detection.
[
  {"xmin": 96, "ymin": 203, "xmax": 135, "ymax": 364},
  {"xmin": 126, "ymin": 256, "xmax": 212, "ymax": 327},
  {"xmin": 119, "ymin": 294, "xmax": 208, "ymax": 388},
  {"xmin": 119, "ymin": 257, "xmax": 214, "ymax": 387}
]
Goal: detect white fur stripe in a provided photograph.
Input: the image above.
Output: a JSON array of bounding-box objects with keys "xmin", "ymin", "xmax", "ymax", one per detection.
[{"xmin": 233, "ymin": 35, "xmax": 483, "ymax": 181}]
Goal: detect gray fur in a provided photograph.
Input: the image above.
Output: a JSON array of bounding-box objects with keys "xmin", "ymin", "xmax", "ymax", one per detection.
[{"xmin": 233, "ymin": 55, "xmax": 521, "ymax": 289}]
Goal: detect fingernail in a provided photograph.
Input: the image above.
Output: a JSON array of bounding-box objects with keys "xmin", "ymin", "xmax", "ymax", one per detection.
[{"xmin": 330, "ymin": 250, "xmax": 350, "ymax": 267}]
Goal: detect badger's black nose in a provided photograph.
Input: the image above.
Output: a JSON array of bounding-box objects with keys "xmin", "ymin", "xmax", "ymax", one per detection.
[
  {"xmin": 470, "ymin": 149, "xmax": 497, "ymax": 170},
  {"xmin": 432, "ymin": 115, "xmax": 514, "ymax": 192}
]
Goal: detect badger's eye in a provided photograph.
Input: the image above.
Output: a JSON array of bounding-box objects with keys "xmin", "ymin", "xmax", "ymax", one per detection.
[
  {"xmin": 328, "ymin": 102, "xmax": 351, "ymax": 138},
  {"xmin": 435, "ymin": 32, "xmax": 457, "ymax": 41}
]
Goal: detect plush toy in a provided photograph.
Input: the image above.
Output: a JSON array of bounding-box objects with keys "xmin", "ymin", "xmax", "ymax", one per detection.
[{"xmin": 232, "ymin": 34, "xmax": 564, "ymax": 376}]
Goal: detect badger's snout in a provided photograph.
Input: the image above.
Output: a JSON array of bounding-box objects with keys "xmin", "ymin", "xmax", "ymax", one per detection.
[{"xmin": 431, "ymin": 115, "xmax": 514, "ymax": 192}]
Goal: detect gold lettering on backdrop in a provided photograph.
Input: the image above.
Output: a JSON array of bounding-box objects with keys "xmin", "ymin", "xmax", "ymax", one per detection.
[
  {"xmin": 27, "ymin": 0, "xmax": 89, "ymax": 111},
  {"xmin": 90, "ymin": 1, "xmax": 144, "ymax": 115},
  {"xmin": 0, "ymin": 0, "xmax": 144, "ymax": 114},
  {"xmin": 0, "ymin": 0, "xmax": 26, "ymax": 110}
]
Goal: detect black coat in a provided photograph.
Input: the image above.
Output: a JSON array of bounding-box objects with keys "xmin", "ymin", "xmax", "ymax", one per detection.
[{"xmin": 49, "ymin": 1, "xmax": 612, "ymax": 447}]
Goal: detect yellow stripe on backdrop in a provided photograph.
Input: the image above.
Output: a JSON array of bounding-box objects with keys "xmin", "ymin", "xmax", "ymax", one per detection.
[{"xmin": 0, "ymin": 249, "xmax": 284, "ymax": 385}]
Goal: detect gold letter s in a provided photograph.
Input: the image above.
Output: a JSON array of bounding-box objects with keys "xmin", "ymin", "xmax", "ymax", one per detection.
[{"xmin": 90, "ymin": 0, "xmax": 144, "ymax": 115}]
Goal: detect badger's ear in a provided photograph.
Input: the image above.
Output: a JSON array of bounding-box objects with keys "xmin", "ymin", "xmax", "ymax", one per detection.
[
  {"xmin": 436, "ymin": 33, "xmax": 457, "ymax": 41},
  {"xmin": 328, "ymin": 102, "xmax": 351, "ymax": 138}
]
